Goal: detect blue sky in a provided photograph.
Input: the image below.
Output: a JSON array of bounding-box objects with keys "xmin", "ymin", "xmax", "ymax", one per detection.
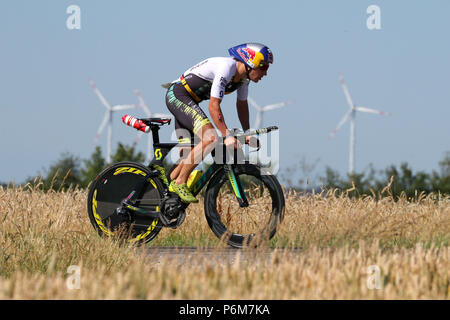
[{"xmin": 1, "ymin": 0, "xmax": 450, "ymax": 185}]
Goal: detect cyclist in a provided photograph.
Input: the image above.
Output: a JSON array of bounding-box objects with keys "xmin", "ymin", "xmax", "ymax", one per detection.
[{"xmin": 165, "ymin": 43, "xmax": 273, "ymax": 203}]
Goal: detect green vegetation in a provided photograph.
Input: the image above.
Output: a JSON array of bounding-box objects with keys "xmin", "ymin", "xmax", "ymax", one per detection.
[
  {"xmin": 23, "ymin": 143, "xmax": 147, "ymax": 191},
  {"xmin": 4, "ymin": 143, "xmax": 448, "ymax": 198},
  {"xmin": 282, "ymin": 151, "xmax": 450, "ymax": 198}
]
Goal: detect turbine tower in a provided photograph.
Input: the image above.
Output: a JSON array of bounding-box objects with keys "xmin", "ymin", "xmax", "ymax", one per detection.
[
  {"xmin": 247, "ymin": 97, "xmax": 295, "ymax": 129},
  {"xmin": 328, "ymin": 74, "xmax": 391, "ymax": 175},
  {"xmin": 89, "ymin": 78, "xmax": 137, "ymax": 164}
]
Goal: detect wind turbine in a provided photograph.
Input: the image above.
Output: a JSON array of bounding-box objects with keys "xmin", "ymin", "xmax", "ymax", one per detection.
[
  {"xmin": 89, "ymin": 78, "xmax": 137, "ymax": 164},
  {"xmin": 247, "ymin": 96, "xmax": 295, "ymax": 129},
  {"xmin": 328, "ymin": 74, "xmax": 391, "ymax": 175},
  {"xmin": 245, "ymin": 97, "xmax": 293, "ymax": 171},
  {"xmin": 133, "ymin": 89, "xmax": 172, "ymax": 162}
]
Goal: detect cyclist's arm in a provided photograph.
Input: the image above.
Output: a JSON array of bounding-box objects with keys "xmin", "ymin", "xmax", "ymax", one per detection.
[
  {"xmin": 236, "ymin": 99, "xmax": 250, "ymax": 131},
  {"xmin": 237, "ymin": 98, "xmax": 259, "ymax": 148},
  {"xmin": 209, "ymin": 97, "xmax": 231, "ymax": 137},
  {"xmin": 209, "ymin": 64, "xmax": 233, "ymax": 137}
]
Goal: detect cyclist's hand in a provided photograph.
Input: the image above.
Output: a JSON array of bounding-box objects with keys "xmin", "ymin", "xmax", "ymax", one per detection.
[
  {"xmin": 224, "ymin": 136, "xmax": 239, "ymax": 149},
  {"xmin": 245, "ymin": 136, "xmax": 260, "ymax": 150}
]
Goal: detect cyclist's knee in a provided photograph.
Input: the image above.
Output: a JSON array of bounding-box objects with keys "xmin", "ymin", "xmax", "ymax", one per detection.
[
  {"xmin": 180, "ymin": 147, "xmax": 193, "ymax": 159},
  {"xmin": 203, "ymin": 130, "xmax": 219, "ymax": 149},
  {"xmin": 197, "ymin": 123, "xmax": 218, "ymax": 147}
]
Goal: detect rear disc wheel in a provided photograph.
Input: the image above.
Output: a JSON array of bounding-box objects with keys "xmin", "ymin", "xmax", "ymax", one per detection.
[{"xmin": 87, "ymin": 162, "xmax": 164, "ymax": 245}]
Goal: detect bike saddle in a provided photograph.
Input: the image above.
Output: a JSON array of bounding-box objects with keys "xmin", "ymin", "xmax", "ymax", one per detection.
[{"xmin": 141, "ymin": 117, "xmax": 172, "ymax": 126}]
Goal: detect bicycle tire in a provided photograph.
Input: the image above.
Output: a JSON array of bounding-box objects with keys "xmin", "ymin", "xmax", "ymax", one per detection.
[
  {"xmin": 86, "ymin": 161, "xmax": 165, "ymax": 245},
  {"xmin": 204, "ymin": 163, "xmax": 285, "ymax": 248}
]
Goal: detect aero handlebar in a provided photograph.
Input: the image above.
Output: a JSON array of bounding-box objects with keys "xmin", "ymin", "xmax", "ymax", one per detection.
[{"xmin": 122, "ymin": 114, "xmax": 278, "ymax": 136}]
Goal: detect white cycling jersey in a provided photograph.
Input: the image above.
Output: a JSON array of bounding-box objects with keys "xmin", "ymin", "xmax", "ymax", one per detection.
[{"xmin": 174, "ymin": 57, "xmax": 249, "ymax": 101}]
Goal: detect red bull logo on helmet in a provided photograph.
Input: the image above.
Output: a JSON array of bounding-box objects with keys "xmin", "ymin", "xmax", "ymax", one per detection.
[
  {"xmin": 229, "ymin": 43, "xmax": 272, "ymax": 68},
  {"xmin": 242, "ymin": 47, "xmax": 256, "ymax": 60},
  {"xmin": 237, "ymin": 47, "xmax": 251, "ymax": 63},
  {"xmin": 237, "ymin": 46, "xmax": 265, "ymax": 68}
]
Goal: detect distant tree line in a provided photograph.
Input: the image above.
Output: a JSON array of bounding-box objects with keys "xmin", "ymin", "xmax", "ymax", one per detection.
[
  {"xmin": 282, "ymin": 152, "xmax": 450, "ymax": 198},
  {"xmin": 19, "ymin": 143, "xmax": 159, "ymax": 191},
  {"xmin": 2, "ymin": 145, "xmax": 449, "ymax": 198}
]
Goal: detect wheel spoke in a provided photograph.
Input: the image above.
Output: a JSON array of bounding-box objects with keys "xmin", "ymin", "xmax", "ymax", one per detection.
[
  {"xmin": 218, "ymin": 181, "xmax": 272, "ymax": 235},
  {"xmin": 208, "ymin": 167, "xmax": 283, "ymax": 247}
]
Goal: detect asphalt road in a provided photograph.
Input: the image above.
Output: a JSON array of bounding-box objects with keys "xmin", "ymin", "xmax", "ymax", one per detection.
[{"xmin": 144, "ymin": 247, "xmax": 302, "ymax": 266}]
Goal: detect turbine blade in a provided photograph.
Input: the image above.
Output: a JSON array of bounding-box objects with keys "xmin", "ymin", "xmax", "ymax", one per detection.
[
  {"xmin": 134, "ymin": 89, "xmax": 151, "ymax": 117},
  {"xmin": 355, "ymin": 106, "xmax": 391, "ymax": 116},
  {"xmin": 328, "ymin": 110, "xmax": 352, "ymax": 140},
  {"xmin": 150, "ymin": 113, "xmax": 173, "ymax": 118},
  {"xmin": 89, "ymin": 78, "xmax": 112, "ymax": 110},
  {"xmin": 133, "ymin": 131, "xmax": 145, "ymax": 146},
  {"xmin": 262, "ymin": 100, "xmax": 295, "ymax": 111},
  {"xmin": 94, "ymin": 111, "xmax": 110, "ymax": 144},
  {"xmin": 132, "ymin": 89, "xmax": 149, "ymax": 146},
  {"xmin": 339, "ymin": 74, "xmax": 355, "ymax": 109},
  {"xmin": 254, "ymin": 111, "xmax": 263, "ymax": 129},
  {"xmin": 247, "ymin": 96, "xmax": 261, "ymax": 111},
  {"xmin": 111, "ymin": 104, "xmax": 138, "ymax": 111}
]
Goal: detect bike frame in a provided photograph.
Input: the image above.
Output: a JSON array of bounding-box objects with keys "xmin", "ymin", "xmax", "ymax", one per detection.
[
  {"xmin": 119, "ymin": 118, "xmax": 277, "ymax": 221},
  {"xmin": 147, "ymin": 122, "xmax": 249, "ymax": 207}
]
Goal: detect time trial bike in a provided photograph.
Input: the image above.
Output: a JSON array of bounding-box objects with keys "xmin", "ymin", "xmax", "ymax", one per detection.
[{"xmin": 86, "ymin": 115, "xmax": 285, "ymax": 248}]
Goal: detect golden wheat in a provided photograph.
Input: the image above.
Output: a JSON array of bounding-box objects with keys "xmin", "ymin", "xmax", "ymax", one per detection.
[{"xmin": 0, "ymin": 182, "xmax": 448, "ymax": 299}]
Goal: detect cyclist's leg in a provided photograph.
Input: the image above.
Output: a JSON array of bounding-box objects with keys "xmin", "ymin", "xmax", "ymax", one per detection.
[
  {"xmin": 174, "ymin": 122, "xmax": 218, "ymax": 184},
  {"xmin": 169, "ymin": 122, "xmax": 217, "ymax": 203},
  {"xmin": 165, "ymin": 83, "xmax": 216, "ymax": 202},
  {"xmin": 169, "ymin": 122, "xmax": 193, "ymax": 181},
  {"xmin": 166, "ymin": 84, "xmax": 197, "ymax": 182}
]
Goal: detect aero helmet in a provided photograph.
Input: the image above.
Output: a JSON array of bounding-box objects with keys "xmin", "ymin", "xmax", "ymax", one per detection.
[{"xmin": 228, "ymin": 43, "xmax": 273, "ymax": 69}]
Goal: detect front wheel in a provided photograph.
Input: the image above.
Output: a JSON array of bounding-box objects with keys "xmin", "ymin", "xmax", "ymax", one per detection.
[{"xmin": 204, "ymin": 164, "xmax": 285, "ymax": 248}]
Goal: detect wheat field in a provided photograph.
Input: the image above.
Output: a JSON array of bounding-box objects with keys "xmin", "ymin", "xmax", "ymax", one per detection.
[{"xmin": 0, "ymin": 182, "xmax": 448, "ymax": 299}]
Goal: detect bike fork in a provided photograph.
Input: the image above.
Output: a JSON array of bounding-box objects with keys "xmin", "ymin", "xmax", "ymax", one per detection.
[{"xmin": 225, "ymin": 165, "xmax": 249, "ymax": 208}]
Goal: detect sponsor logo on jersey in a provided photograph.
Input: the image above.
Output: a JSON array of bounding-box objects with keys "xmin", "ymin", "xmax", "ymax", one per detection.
[{"xmin": 220, "ymin": 76, "xmax": 227, "ymax": 87}]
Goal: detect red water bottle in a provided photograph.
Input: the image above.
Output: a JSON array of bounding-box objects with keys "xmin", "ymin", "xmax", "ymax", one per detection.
[{"xmin": 122, "ymin": 115, "xmax": 150, "ymax": 133}]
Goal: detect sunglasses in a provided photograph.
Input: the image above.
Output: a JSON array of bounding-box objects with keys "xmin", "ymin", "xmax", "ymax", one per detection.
[{"xmin": 257, "ymin": 63, "xmax": 269, "ymax": 71}]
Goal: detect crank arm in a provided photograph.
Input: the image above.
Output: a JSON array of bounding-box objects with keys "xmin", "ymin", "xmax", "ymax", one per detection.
[
  {"xmin": 121, "ymin": 202, "xmax": 176, "ymax": 228},
  {"xmin": 121, "ymin": 202, "xmax": 160, "ymax": 219}
]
